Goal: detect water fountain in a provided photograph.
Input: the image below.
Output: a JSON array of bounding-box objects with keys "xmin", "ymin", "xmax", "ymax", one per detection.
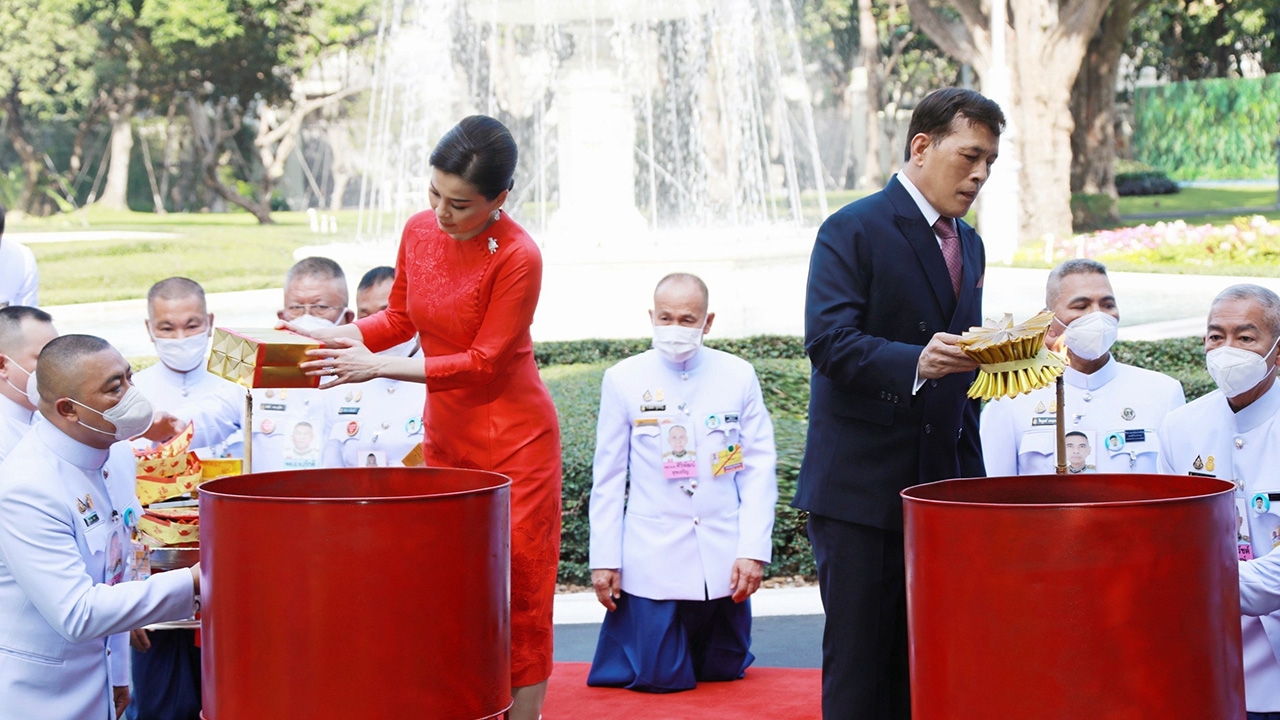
[{"xmin": 354, "ymin": 0, "xmax": 828, "ymax": 245}]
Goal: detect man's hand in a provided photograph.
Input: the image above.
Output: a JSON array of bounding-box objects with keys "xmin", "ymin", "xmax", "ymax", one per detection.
[
  {"xmin": 113, "ymin": 685, "xmax": 130, "ymax": 718},
  {"xmin": 129, "ymin": 628, "xmax": 151, "ymax": 652},
  {"xmin": 730, "ymin": 558, "xmax": 765, "ymax": 603},
  {"xmin": 141, "ymin": 411, "xmax": 185, "ymax": 443},
  {"xmin": 917, "ymin": 332, "xmax": 979, "ymax": 381},
  {"xmin": 591, "ymin": 569, "xmax": 621, "ymax": 611}
]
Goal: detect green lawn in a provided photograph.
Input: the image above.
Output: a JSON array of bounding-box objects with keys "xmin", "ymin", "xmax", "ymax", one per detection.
[
  {"xmin": 12, "ymin": 208, "xmax": 376, "ymax": 305},
  {"xmin": 1117, "ymin": 186, "xmax": 1279, "ymax": 218}
]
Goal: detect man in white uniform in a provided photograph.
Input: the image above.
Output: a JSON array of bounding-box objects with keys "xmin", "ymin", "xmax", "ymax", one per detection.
[
  {"xmin": 252, "ymin": 257, "xmax": 352, "ymax": 472},
  {"xmin": 981, "ymin": 259, "xmax": 1184, "ymax": 475},
  {"xmin": 588, "ymin": 273, "xmax": 778, "ymax": 692},
  {"xmin": 0, "ymin": 205, "xmax": 39, "ymax": 308},
  {"xmin": 132, "ymin": 278, "xmax": 244, "ymax": 460},
  {"xmin": 129, "ymin": 280, "xmax": 236, "ymax": 720},
  {"xmin": 0, "ymin": 306, "xmax": 57, "ymax": 461},
  {"xmin": 322, "ymin": 267, "xmax": 425, "ymax": 468},
  {"xmin": 0, "ymin": 334, "xmax": 199, "ymax": 720},
  {"xmin": 1159, "ymin": 284, "xmax": 1280, "ymax": 720}
]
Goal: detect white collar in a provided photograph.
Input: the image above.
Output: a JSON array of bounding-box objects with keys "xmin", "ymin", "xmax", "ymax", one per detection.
[
  {"xmin": 1064, "ymin": 357, "xmax": 1118, "ymax": 391},
  {"xmin": 35, "ymin": 419, "xmax": 111, "ymax": 471},
  {"xmin": 896, "ymin": 171, "xmax": 944, "ymax": 229},
  {"xmin": 1232, "ymin": 380, "xmax": 1280, "ymax": 435},
  {"xmin": 0, "ymin": 392, "xmax": 33, "ymax": 426}
]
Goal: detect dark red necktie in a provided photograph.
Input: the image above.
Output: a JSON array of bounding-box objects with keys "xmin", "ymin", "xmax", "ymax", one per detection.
[{"xmin": 934, "ymin": 217, "xmax": 962, "ymax": 297}]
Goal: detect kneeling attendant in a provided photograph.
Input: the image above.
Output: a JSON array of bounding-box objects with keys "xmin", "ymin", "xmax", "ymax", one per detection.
[{"xmin": 587, "ymin": 273, "xmax": 778, "ymax": 692}]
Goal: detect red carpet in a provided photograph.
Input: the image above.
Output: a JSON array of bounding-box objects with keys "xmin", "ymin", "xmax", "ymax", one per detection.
[{"xmin": 543, "ymin": 662, "xmax": 822, "ymax": 719}]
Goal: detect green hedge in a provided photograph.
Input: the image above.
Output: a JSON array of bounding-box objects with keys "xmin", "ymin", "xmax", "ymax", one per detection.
[
  {"xmin": 540, "ymin": 335, "xmax": 1214, "ymax": 585},
  {"xmin": 1134, "ymin": 75, "xmax": 1280, "ymax": 181}
]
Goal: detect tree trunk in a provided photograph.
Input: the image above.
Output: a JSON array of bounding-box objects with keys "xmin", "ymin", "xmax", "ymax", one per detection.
[
  {"xmin": 908, "ymin": 0, "xmax": 1114, "ymax": 242},
  {"xmin": 99, "ymin": 96, "xmax": 136, "ymax": 210},
  {"xmin": 2, "ymin": 89, "xmax": 47, "ymax": 216},
  {"xmin": 1008, "ymin": 14, "xmax": 1095, "ymax": 240},
  {"xmin": 1070, "ymin": 0, "xmax": 1141, "ymax": 198},
  {"xmin": 859, "ymin": 0, "xmax": 884, "ymax": 188},
  {"xmin": 193, "ymin": 97, "xmax": 276, "ymax": 224}
]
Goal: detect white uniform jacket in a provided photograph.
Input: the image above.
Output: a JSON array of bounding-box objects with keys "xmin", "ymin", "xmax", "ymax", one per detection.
[
  {"xmin": 589, "ymin": 347, "xmax": 778, "ymax": 601},
  {"xmin": 323, "ymin": 376, "xmax": 426, "ymax": 468},
  {"xmin": 0, "ymin": 422, "xmax": 196, "ymax": 720},
  {"xmin": 0, "ymin": 239, "xmax": 38, "ymax": 308},
  {"xmin": 249, "ymin": 387, "xmax": 330, "ymax": 473},
  {"xmin": 133, "ymin": 362, "xmax": 245, "ymax": 458},
  {"xmin": 1159, "ymin": 382, "xmax": 1280, "ymax": 712},
  {"xmin": 981, "ymin": 359, "xmax": 1184, "ymax": 476},
  {"xmin": 0, "ymin": 393, "xmax": 35, "ymax": 463}
]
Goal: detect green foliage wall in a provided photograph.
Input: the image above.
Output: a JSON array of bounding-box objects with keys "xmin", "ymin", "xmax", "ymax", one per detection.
[
  {"xmin": 541, "ymin": 335, "xmax": 1213, "ymax": 586},
  {"xmin": 1133, "ymin": 74, "xmax": 1280, "ymax": 181}
]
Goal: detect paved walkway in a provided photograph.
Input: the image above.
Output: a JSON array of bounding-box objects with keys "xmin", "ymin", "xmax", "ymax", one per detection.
[{"xmin": 43, "ymin": 230, "xmax": 1269, "ymax": 358}]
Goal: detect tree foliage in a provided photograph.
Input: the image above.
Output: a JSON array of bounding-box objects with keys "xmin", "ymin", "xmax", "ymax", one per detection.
[{"xmin": 1127, "ymin": 0, "xmax": 1280, "ymax": 81}]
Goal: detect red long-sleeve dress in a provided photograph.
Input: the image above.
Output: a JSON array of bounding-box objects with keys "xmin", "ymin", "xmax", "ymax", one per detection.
[{"xmin": 356, "ymin": 209, "xmax": 562, "ymax": 687}]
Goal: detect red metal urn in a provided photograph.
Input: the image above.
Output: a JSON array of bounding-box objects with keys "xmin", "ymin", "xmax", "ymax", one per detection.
[{"xmin": 902, "ymin": 473, "xmax": 1244, "ymax": 719}]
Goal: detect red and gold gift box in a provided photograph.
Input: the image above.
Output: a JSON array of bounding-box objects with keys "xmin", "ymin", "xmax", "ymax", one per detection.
[{"xmin": 206, "ymin": 327, "xmax": 321, "ymax": 389}]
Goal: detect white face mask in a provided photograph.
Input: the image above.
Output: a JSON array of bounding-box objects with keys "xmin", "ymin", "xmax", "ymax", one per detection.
[
  {"xmin": 25, "ymin": 367, "xmax": 39, "ymax": 408},
  {"xmin": 154, "ymin": 333, "xmax": 210, "ymax": 373},
  {"xmin": 2, "ymin": 357, "xmax": 36, "ymax": 409},
  {"xmin": 652, "ymin": 323, "xmax": 705, "ymax": 364},
  {"xmin": 290, "ymin": 314, "xmax": 337, "ymax": 334},
  {"xmin": 1058, "ymin": 311, "xmax": 1119, "ymax": 361},
  {"xmin": 69, "ymin": 385, "xmax": 155, "ymax": 441},
  {"xmin": 1206, "ymin": 335, "xmax": 1280, "ymax": 398}
]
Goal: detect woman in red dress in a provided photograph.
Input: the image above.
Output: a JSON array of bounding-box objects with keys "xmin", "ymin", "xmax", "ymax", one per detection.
[{"xmin": 292, "ymin": 116, "xmax": 561, "ymax": 720}]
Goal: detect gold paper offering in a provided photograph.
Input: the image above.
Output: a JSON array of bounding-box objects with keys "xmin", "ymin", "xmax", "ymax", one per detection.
[
  {"xmin": 138, "ymin": 506, "xmax": 200, "ymax": 545},
  {"xmin": 135, "ymin": 423, "xmax": 201, "ymax": 505},
  {"xmin": 207, "ymin": 327, "xmax": 321, "ymax": 389},
  {"xmin": 958, "ymin": 311, "xmax": 1065, "ymax": 401}
]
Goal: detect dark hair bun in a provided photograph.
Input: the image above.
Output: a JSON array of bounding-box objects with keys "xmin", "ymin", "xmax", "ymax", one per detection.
[{"xmin": 430, "ymin": 115, "xmax": 518, "ymax": 201}]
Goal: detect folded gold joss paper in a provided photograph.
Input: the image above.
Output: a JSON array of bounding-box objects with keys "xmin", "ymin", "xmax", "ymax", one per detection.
[
  {"xmin": 207, "ymin": 327, "xmax": 321, "ymax": 389},
  {"xmin": 957, "ymin": 311, "xmax": 1065, "ymax": 400}
]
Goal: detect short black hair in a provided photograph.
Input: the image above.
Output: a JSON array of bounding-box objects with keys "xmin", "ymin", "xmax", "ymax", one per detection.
[
  {"xmin": 430, "ymin": 115, "xmax": 518, "ymax": 200},
  {"xmin": 0, "ymin": 201, "xmax": 6, "ymax": 236},
  {"xmin": 903, "ymin": 88, "xmax": 1006, "ymax": 162},
  {"xmin": 1065, "ymin": 431, "xmax": 1088, "ymax": 441},
  {"xmin": 0, "ymin": 306, "xmax": 54, "ymax": 354},
  {"xmin": 36, "ymin": 334, "xmax": 113, "ymax": 401},
  {"xmin": 148, "ymin": 277, "xmax": 206, "ymax": 306},
  {"xmin": 358, "ymin": 266, "xmax": 396, "ymax": 292}
]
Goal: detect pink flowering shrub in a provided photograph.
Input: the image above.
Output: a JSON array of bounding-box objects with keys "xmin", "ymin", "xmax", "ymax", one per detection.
[{"xmin": 1024, "ymin": 216, "xmax": 1280, "ymax": 268}]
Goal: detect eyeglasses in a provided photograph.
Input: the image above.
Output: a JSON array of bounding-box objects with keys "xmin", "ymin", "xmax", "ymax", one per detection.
[{"xmin": 286, "ymin": 304, "xmax": 338, "ymax": 317}]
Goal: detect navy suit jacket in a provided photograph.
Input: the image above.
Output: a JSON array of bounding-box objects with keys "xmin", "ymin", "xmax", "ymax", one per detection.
[{"xmin": 793, "ymin": 175, "xmax": 986, "ymax": 531}]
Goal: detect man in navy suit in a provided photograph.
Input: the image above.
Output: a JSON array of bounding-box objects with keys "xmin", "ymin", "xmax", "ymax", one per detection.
[{"xmin": 794, "ymin": 88, "xmax": 1005, "ymax": 719}]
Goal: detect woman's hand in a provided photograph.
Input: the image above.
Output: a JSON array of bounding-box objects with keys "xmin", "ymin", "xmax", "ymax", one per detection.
[
  {"xmin": 277, "ymin": 319, "xmax": 359, "ymax": 344},
  {"xmin": 301, "ymin": 337, "xmax": 386, "ymax": 389}
]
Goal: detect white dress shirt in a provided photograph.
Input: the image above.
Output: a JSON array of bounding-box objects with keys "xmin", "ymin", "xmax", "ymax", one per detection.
[
  {"xmin": 0, "ymin": 239, "xmax": 38, "ymax": 308},
  {"xmin": 0, "ymin": 393, "xmax": 35, "ymax": 463}
]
